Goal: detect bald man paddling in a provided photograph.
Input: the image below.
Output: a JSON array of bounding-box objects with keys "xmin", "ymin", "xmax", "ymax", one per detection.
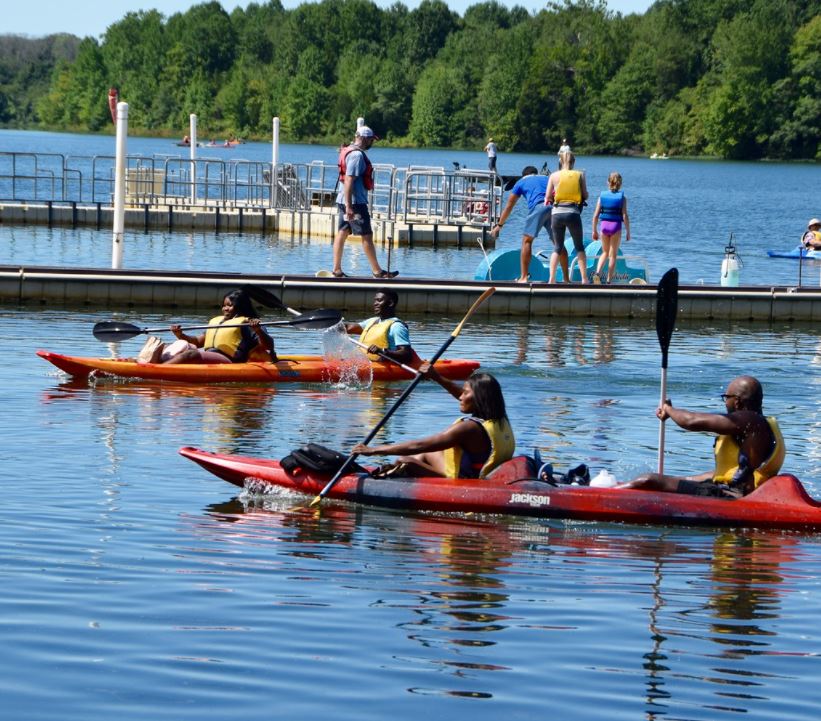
[{"xmin": 622, "ymin": 376, "xmax": 785, "ymax": 498}]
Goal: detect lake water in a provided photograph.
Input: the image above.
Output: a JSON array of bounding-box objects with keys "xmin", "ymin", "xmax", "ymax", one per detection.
[{"xmin": 3, "ymin": 130, "xmax": 821, "ymax": 720}]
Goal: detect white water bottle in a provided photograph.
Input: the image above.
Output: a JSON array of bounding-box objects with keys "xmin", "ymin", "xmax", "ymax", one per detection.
[
  {"xmin": 590, "ymin": 469, "xmax": 618, "ymax": 487},
  {"xmin": 721, "ymin": 237, "xmax": 741, "ymax": 287}
]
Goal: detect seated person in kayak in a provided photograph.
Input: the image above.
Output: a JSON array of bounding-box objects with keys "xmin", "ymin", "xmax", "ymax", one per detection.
[
  {"xmin": 621, "ymin": 376, "xmax": 785, "ymax": 498},
  {"xmin": 352, "ymin": 365, "xmax": 515, "ymax": 478},
  {"xmin": 802, "ymin": 218, "xmax": 821, "ymax": 249},
  {"xmin": 163, "ymin": 289, "xmax": 277, "ymax": 364},
  {"xmin": 345, "ymin": 289, "xmax": 417, "ymax": 366}
]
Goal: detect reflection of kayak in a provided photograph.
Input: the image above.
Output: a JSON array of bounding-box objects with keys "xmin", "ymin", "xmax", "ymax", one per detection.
[
  {"xmin": 767, "ymin": 246, "xmax": 821, "ymax": 260},
  {"xmin": 179, "ymin": 448, "xmax": 821, "ymax": 530},
  {"xmin": 37, "ymin": 350, "xmax": 479, "ymax": 384}
]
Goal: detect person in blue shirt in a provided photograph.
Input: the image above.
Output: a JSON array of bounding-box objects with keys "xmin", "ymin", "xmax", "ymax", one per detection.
[
  {"xmin": 345, "ymin": 289, "xmax": 416, "ymax": 366},
  {"xmin": 332, "ymin": 126, "xmax": 398, "ymax": 279},
  {"xmin": 490, "ymin": 165, "xmax": 552, "ymax": 282}
]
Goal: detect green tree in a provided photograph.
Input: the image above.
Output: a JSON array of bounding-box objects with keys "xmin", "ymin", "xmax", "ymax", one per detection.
[{"xmin": 409, "ymin": 63, "xmax": 464, "ymax": 146}]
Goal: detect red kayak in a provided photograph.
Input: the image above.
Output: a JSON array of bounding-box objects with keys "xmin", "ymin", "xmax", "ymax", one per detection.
[
  {"xmin": 37, "ymin": 350, "xmax": 479, "ymax": 384},
  {"xmin": 179, "ymin": 447, "xmax": 821, "ymax": 530}
]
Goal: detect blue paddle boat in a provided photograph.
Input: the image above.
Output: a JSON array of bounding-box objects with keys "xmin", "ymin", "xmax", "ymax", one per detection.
[{"xmin": 475, "ymin": 239, "xmax": 649, "ymax": 284}]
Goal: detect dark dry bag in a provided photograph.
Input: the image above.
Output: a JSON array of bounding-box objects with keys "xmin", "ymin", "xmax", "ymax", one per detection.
[{"xmin": 280, "ymin": 443, "xmax": 364, "ymax": 477}]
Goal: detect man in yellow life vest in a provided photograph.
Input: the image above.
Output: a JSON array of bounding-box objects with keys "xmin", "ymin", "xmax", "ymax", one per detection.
[
  {"xmin": 802, "ymin": 218, "xmax": 821, "ymax": 250},
  {"xmin": 622, "ymin": 376, "xmax": 785, "ymax": 498},
  {"xmin": 345, "ymin": 289, "xmax": 416, "ymax": 366}
]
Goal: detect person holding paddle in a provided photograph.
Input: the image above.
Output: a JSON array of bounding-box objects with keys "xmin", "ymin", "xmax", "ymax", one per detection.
[
  {"xmin": 621, "ymin": 376, "xmax": 785, "ymax": 498},
  {"xmin": 352, "ymin": 366, "xmax": 515, "ymax": 479},
  {"xmin": 161, "ymin": 288, "xmax": 277, "ymax": 364},
  {"xmin": 344, "ymin": 289, "xmax": 417, "ymax": 366}
]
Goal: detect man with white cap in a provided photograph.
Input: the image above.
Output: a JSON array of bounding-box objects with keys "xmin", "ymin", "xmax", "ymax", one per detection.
[
  {"xmin": 332, "ymin": 125, "xmax": 398, "ymax": 279},
  {"xmin": 802, "ymin": 218, "xmax": 821, "ymax": 250},
  {"xmin": 484, "ymin": 138, "xmax": 497, "ymax": 172}
]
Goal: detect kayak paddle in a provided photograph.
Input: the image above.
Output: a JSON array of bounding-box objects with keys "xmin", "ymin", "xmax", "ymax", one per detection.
[
  {"xmin": 655, "ymin": 267, "xmax": 679, "ymax": 475},
  {"xmin": 92, "ymin": 308, "xmax": 343, "ymax": 342},
  {"xmin": 241, "ymin": 285, "xmax": 302, "ymax": 318},
  {"xmin": 309, "ymin": 286, "xmax": 496, "ymax": 507}
]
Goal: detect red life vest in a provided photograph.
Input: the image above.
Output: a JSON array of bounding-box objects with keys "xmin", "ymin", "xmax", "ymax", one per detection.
[{"xmin": 338, "ymin": 144, "xmax": 374, "ymax": 190}]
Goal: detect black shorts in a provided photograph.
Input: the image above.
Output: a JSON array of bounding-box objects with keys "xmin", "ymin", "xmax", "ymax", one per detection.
[{"xmin": 676, "ymin": 480, "xmax": 739, "ymax": 499}]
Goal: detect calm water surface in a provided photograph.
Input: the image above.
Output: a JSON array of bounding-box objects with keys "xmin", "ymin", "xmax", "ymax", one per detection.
[{"xmin": 3, "ymin": 307, "xmax": 821, "ymax": 720}]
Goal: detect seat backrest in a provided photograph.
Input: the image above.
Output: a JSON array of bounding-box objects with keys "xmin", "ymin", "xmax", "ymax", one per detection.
[{"xmin": 485, "ymin": 455, "xmax": 538, "ymax": 482}]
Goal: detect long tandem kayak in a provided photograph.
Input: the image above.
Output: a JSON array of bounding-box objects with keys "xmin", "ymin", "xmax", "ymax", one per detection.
[
  {"xmin": 37, "ymin": 350, "xmax": 479, "ymax": 384},
  {"xmin": 179, "ymin": 447, "xmax": 821, "ymax": 531}
]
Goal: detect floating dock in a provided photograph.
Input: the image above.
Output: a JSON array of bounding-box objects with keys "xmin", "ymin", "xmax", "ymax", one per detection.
[{"xmin": 2, "ymin": 264, "xmax": 820, "ymax": 322}]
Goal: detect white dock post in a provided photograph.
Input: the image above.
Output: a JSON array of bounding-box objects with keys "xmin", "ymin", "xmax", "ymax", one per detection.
[
  {"xmin": 111, "ymin": 101, "xmax": 128, "ymax": 269},
  {"xmin": 271, "ymin": 116, "xmax": 280, "ymax": 206},
  {"xmin": 189, "ymin": 113, "xmax": 197, "ymax": 204},
  {"xmin": 356, "ymin": 116, "xmax": 364, "ymax": 130}
]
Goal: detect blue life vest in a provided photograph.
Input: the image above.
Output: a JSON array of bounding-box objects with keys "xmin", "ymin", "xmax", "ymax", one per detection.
[{"xmin": 599, "ymin": 191, "xmax": 624, "ymax": 221}]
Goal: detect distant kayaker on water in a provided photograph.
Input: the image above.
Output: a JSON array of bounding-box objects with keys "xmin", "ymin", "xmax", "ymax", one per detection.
[
  {"xmin": 802, "ymin": 218, "xmax": 821, "ymax": 250},
  {"xmin": 345, "ymin": 289, "xmax": 416, "ymax": 366},
  {"xmin": 352, "ymin": 367, "xmax": 515, "ymax": 479},
  {"xmin": 159, "ymin": 288, "xmax": 277, "ymax": 365},
  {"xmin": 621, "ymin": 376, "xmax": 785, "ymax": 498}
]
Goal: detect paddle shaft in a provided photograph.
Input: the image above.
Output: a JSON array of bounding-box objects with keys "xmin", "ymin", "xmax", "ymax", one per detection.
[
  {"xmin": 348, "ymin": 337, "xmax": 420, "ymax": 376},
  {"xmin": 311, "ymin": 287, "xmax": 496, "ymax": 505},
  {"xmin": 657, "ymin": 366, "xmax": 668, "ymax": 475}
]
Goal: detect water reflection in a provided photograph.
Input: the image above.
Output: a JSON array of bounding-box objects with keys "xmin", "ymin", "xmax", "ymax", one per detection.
[
  {"xmin": 191, "ymin": 497, "xmax": 814, "ymax": 713},
  {"xmin": 41, "ymin": 378, "xmax": 279, "ymax": 453},
  {"xmin": 513, "ymin": 322, "xmax": 617, "ymax": 368}
]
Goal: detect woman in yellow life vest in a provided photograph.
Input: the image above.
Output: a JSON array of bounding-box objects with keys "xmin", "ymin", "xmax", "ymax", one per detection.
[
  {"xmin": 545, "ymin": 151, "xmax": 589, "ymax": 284},
  {"xmin": 345, "ymin": 289, "xmax": 416, "ymax": 365},
  {"xmin": 802, "ymin": 218, "xmax": 821, "ymax": 250},
  {"xmin": 620, "ymin": 376, "xmax": 785, "ymax": 498},
  {"xmin": 163, "ymin": 289, "xmax": 277, "ymax": 364},
  {"xmin": 352, "ymin": 366, "xmax": 515, "ymax": 479}
]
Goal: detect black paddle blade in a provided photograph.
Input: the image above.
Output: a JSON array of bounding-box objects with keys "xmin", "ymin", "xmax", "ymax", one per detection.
[
  {"xmin": 241, "ymin": 284, "xmax": 287, "ymax": 311},
  {"xmin": 92, "ymin": 321, "xmax": 145, "ymax": 342},
  {"xmin": 288, "ymin": 309, "xmax": 342, "ymax": 329},
  {"xmin": 656, "ymin": 268, "xmax": 679, "ymax": 369}
]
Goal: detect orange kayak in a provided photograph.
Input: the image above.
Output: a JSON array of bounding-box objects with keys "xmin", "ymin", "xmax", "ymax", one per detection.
[{"xmin": 37, "ymin": 349, "xmax": 479, "ymax": 384}]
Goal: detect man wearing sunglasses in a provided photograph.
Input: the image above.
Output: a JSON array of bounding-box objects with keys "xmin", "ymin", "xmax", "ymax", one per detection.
[{"xmin": 623, "ymin": 376, "xmax": 785, "ymax": 498}]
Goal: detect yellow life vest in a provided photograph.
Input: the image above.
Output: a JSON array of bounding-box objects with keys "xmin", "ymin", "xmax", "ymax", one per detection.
[
  {"xmin": 442, "ymin": 416, "xmax": 516, "ymax": 479},
  {"xmin": 713, "ymin": 417, "xmax": 785, "ymax": 488},
  {"xmin": 204, "ymin": 315, "xmax": 250, "ymax": 359},
  {"xmin": 359, "ymin": 318, "xmax": 398, "ymax": 361},
  {"xmin": 553, "ymin": 170, "xmax": 583, "ymax": 205}
]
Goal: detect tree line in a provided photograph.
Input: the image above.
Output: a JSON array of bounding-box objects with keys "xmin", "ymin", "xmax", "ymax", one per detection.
[{"xmin": 1, "ymin": 0, "xmax": 819, "ymax": 160}]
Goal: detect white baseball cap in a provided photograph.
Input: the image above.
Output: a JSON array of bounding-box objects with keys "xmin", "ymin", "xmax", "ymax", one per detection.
[
  {"xmin": 808, "ymin": 218, "xmax": 821, "ymax": 228},
  {"xmin": 356, "ymin": 126, "xmax": 379, "ymax": 140}
]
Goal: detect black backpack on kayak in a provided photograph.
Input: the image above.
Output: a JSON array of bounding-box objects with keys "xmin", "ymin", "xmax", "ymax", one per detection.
[{"xmin": 281, "ymin": 443, "xmax": 365, "ymax": 477}]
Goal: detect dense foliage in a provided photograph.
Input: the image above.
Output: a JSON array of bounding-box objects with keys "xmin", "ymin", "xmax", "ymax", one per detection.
[{"xmin": 1, "ymin": 0, "xmax": 819, "ymax": 159}]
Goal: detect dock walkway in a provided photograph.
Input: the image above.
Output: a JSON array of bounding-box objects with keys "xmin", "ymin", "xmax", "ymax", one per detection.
[{"xmin": 3, "ymin": 265, "xmax": 820, "ymax": 322}]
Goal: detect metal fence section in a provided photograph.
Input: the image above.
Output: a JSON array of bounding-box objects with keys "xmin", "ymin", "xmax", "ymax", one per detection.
[{"xmin": 0, "ymin": 151, "xmax": 498, "ymax": 230}]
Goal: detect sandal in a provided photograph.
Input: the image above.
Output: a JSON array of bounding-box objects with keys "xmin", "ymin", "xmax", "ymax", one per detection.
[
  {"xmin": 332, "ymin": 270, "xmax": 348, "ymax": 278},
  {"xmin": 373, "ymin": 269, "xmax": 399, "ymax": 279}
]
